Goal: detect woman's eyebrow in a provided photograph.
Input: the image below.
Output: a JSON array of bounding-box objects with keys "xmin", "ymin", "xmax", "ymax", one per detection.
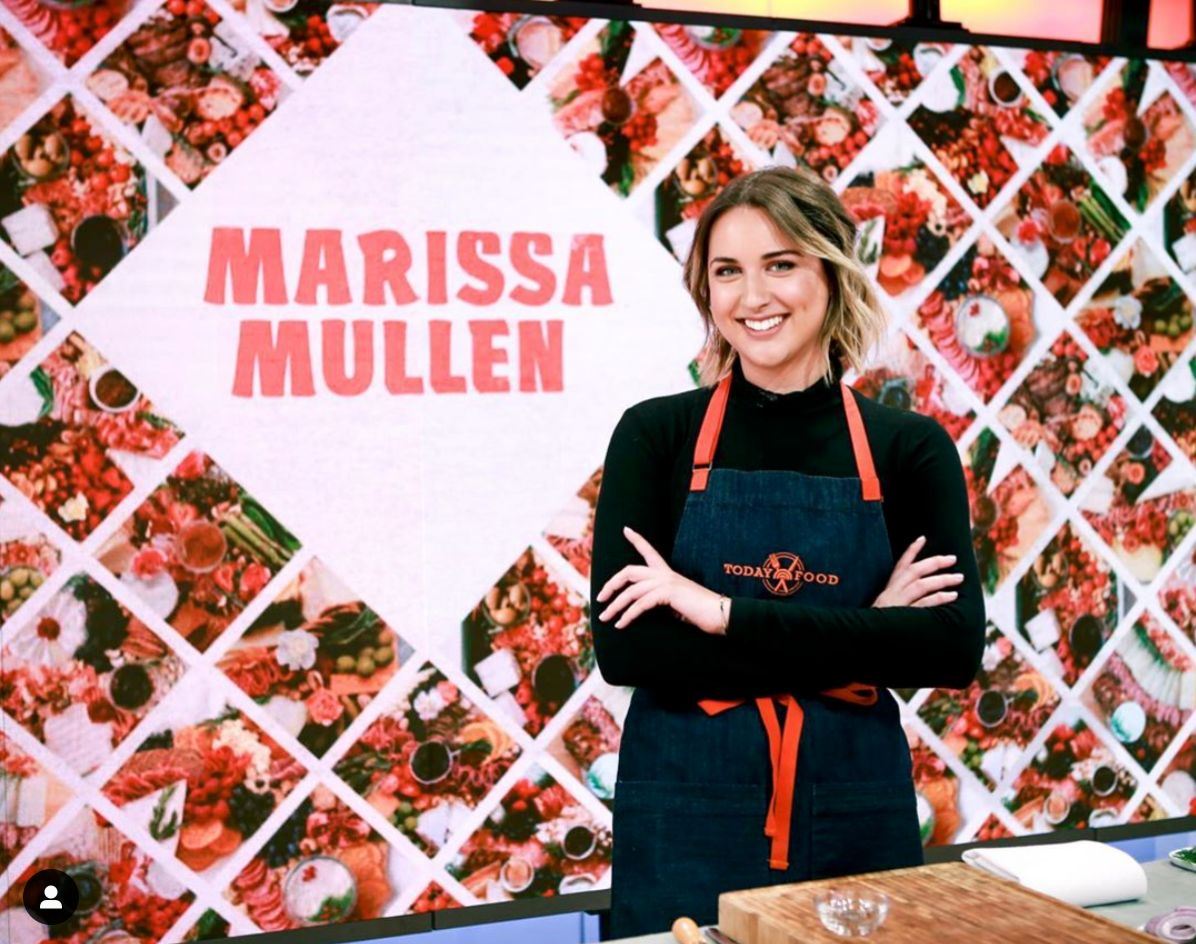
[{"xmin": 709, "ymin": 249, "xmax": 801, "ymax": 264}]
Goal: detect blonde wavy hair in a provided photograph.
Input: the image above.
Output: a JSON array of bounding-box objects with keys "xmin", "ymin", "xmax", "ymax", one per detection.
[{"xmin": 683, "ymin": 166, "xmax": 887, "ymax": 387}]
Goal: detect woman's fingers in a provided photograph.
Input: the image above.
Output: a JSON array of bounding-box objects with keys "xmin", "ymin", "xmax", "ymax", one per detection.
[
  {"xmin": 599, "ymin": 578, "xmax": 656, "ymax": 623},
  {"xmin": 624, "ymin": 526, "xmax": 669, "ymax": 569},
  {"xmin": 616, "ymin": 587, "xmax": 667, "ymax": 629},
  {"xmin": 908, "ymin": 553, "xmax": 958, "ymax": 579},
  {"xmin": 596, "ymin": 564, "xmax": 651, "ymax": 602},
  {"xmin": 896, "ymin": 536, "xmax": 926, "ymax": 571},
  {"xmin": 913, "ymin": 572, "xmax": 964, "ymax": 595},
  {"xmin": 912, "ymin": 590, "xmax": 959, "ymax": 608}
]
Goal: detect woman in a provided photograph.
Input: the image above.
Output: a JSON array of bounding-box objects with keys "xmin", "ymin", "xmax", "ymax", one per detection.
[{"xmin": 591, "ymin": 167, "xmax": 985, "ymax": 936}]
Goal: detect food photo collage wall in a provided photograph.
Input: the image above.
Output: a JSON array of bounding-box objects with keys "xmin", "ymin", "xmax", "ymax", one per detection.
[{"xmin": 1, "ymin": 2, "xmax": 1196, "ymax": 940}]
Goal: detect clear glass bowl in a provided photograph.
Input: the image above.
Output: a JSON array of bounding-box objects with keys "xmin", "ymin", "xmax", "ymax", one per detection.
[{"xmin": 813, "ymin": 886, "xmax": 890, "ymax": 938}]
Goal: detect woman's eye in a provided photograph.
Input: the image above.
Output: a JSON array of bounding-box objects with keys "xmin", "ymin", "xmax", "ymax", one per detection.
[
  {"xmin": 769, "ymin": 260, "xmax": 795, "ymax": 272},
  {"xmin": 714, "ymin": 265, "xmax": 739, "ymax": 277}
]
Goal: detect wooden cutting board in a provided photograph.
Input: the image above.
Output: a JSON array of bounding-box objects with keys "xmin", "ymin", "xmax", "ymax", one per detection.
[{"xmin": 718, "ymin": 862, "xmax": 1156, "ymax": 944}]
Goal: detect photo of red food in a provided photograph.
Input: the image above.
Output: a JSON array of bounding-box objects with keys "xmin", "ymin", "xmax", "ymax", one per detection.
[
  {"xmin": 543, "ymin": 467, "xmax": 602, "ymax": 579},
  {"xmin": 650, "ymin": 125, "xmax": 753, "ymax": 263},
  {"xmin": 219, "ymin": 558, "xmax": 410, "ymax": 757},
  {"xmin": 548, "ymin": 21, "xmax": 699, "ymax": 198},
  {"xmin": 851, "ymin": 331, "xmax": 975, "ymax": 442},
  {"xmin": 91, "ymin": 0, "xmax": 285, "ymax": 189},
  {"xmin": 0, "ymin": 573, "xmax": 186, "ymax": 776},
  {"xmin": 731, "ymin": 33, "xmax": 881, "ymax": 184},
  {"xmin": 915, "ymin": 236, "xmax": 1038, "ymax": 402},
  {"xmin": 224, "ymin": 784, "xmax": 411, "ymax": 931},
  {"xmin": 0, "ymin": 333, "xmax": 182, "ymax": 541},
  {"xmin": 919, "ymin": 622, "xmax": 1061, "ymax": 793},
  {"xmin": 908, "ymin": 47, "xmax": 1049, "ymax": 208},
  {"xmin": 654, "ymin": 24, "xmax": 771, "ymax": 98},
  {"xmin": 963, "ymin": 429, "xmax": 1054, "ymax": 595},
  {"xmin": 463, "ymin": 11, "xmax": 585, "ymax": 89},
  {"xmin": 0, "ymin": 807, "xmax": 195, "ymax": 944},
  {"xmin": 1080, "ymin": 428, "xmax": 1196, "ymax": 583},
  {"xmin": 999, "ymin": 332, "xmax": 1127, "ymax": 497},
  {"xmin": 0, "ymin": 731, "xmax": 72, "ymax": 871},
  {"xmin": 1014, "ymin": 521, "xmax": 1123, "ymax": 687},
  {"xmin": 842, "ymin": 129, "xmax": 973, "ymax": 298},
  {"xmin": 1160, "ymin": 544, "xmax": 1196, "ymax": 645},
  {"xmin": 448, "ymin": 767, "xmax": 610, "ymax": 901},
  {"xmin": 1010, "ymin": 49, "xmax": 1109, "ymax": 116},
  {"xmin": 1076, "ymin": 240, "xmax": 1194, "ymax": 403},
  {"xmin": 334, "ymin": 662, "xmax": 521, "ymax": 857},
  {"xmin": 1, "ymin": 0, "xmax": 134, "ymax": 67},
  {"xmin": 1, "ymin": 98, "xmax": 155, "ymax": 304},
  {"xmin": 1158, "ymin": 733, "xmax": 1196, "ymax": 816},
  {"xmin": 0, "ymin": 498, "xmax": 61, "ymax": 627},
  {"xmin": 98, "ymin": 451, "xmax": 299, "ymax": 652},
  {"xmin": 971, "ymin": 813, "xmax": 1018, "ymax": 841},
  {"xmin": 103, "ymin": 681, "xmax": 307, "ymax": 875},
  {"xmin": 904, "ymin": 727, "xmax": 979, "ymax": 847},
  {"xmin": 1079, "ymin": 613, "xmax": 1194, "ymax": 773},
  {"xmin": 839, "ymin": 36, "xmax": 952, "ymax": 105},
  {"xmin": 1084, "ymin": 62, "xmax": 1195, "ymax": 214},
  {"xmin": 1152, "ymin": 354, "xmax": 1196, "ymax": 464},
  {"xmin": 546, "ymin": 683, "xmax": 628, "ymax": 809},
  {"xmin": 995, "ymin": 144, "xmax": 1128, "ymax": 307},
  {"xmin": 409, "ymin": 881, "xmax": 461, "ymax": 913},
  {"xmin": 0, "ymin": 24, "xmax": 49, "ymax": 133},
  {"xmin": 1003, "ymin": 713, "xmax": 1137, "ymax": 831},
  {"xmin": 462, "ymin": 547, "xmax": 592, "ymax": 736},
  {"xmin": 0, "ymin": 266, "xmax": 58, "ymax": 377},
  {"xmin": 240, "ymin": 0, "xmax": 377, "ymax": 77}
]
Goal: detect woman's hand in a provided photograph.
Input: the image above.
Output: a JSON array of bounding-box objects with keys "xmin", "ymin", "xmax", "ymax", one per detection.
[
  {"xmin": 596, "ymin": 527, "xmax": 727, "ymax": 634},
  {"xmin": 873, "ymin": 536, "xmax": 963, "ymax": 608}
]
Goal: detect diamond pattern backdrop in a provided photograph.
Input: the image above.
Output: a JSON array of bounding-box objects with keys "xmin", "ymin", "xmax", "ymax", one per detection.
[{"xmin": 1, "ymin": 3, "xmax": 1196, "ymax": 939}]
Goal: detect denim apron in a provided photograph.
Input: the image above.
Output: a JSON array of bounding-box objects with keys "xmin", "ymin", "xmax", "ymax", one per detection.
[{"xmin": 609, "ymin": 377, "xmax": 923, "ymax": 937}]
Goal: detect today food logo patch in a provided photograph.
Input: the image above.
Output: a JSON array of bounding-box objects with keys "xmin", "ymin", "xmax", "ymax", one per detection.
[{"xmin": 722, "ymin": 551, "xmax": 841, "ymax": 596}]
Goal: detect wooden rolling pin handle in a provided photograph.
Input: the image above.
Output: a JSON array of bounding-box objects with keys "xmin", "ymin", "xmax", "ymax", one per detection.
[{"xmin": 672, "ymin": 917, "xmax": 703, "ymax": 944}]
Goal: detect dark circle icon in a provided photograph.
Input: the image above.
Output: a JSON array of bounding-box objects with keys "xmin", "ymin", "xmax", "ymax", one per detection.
[{"xmin": 22, "ymin": 868, "xmax": 79, "ymax": 926}]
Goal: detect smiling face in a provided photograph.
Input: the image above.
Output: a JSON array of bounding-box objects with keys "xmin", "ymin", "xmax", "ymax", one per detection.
[{"xmin": 707, "ymin": 205, "xmax": 833, "ymax": 393}]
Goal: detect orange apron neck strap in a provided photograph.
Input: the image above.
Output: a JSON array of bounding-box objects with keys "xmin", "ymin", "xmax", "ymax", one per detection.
[
  {"xmin": 840, "ymin": 384, "xmax": 882, "ymax": 503},
  {"xmin": 690, "ymin": 375, "xmax": 733, "ymax": 492}
]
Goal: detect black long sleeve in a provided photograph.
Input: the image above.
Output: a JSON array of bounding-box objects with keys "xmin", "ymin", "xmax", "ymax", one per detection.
[{"xmin": 589, "ymin": 363, "xmax": 985, "ymax": 701}]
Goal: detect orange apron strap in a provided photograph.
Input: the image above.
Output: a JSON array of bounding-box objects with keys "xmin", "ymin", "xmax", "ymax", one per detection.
[
  {"xmin": 822, "ymin": 682, "xmax": 879, "ymax": 706},
  {"xmin": 770, "ymin": 695, "xmax": 803, "ymax": 870},
  {"xmin": 755, "ymin": 697, "xmax": 783, "ymax": 839},
  {"xmin": 698, "ymin": 698, "xmax": 742, "ymax": 717},
  {"xmin": 703, "ymin": 689, "xmax": 877, "ymax": 871},
  {"xmin": 753, "ymin": 696, "xmax": 802, "ymax": 870},
  {"xmin": 840, "ymin": 384, "xmax": 882, "ymax": 503},
  {"xmin": 690, "ymin": 376, "xmax": 733, "ymax": 492}
]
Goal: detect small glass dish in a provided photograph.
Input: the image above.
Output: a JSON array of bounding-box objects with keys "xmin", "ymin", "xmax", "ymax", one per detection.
[{"xmin": 813, "ymin": 886, "xmax": 890, "ymax": 938}]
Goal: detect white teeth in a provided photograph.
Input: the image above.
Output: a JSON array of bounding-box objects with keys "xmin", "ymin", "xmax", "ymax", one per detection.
[{"xmin": 744, "ymin": 315, "xmax": 783, "ymax": 331}]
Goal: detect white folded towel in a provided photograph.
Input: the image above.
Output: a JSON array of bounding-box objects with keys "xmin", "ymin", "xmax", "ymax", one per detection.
[{"xmin": 963, "ymin": 840, "xmax": 1148, "ymax": 907}]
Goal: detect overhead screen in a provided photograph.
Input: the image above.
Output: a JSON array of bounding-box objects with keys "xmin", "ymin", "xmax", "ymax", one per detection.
[{"xmin": 1, "ymin": 1, "xmax": 1196, "ymax": 938}]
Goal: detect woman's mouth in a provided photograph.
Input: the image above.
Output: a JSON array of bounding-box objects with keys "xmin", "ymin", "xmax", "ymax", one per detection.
[{"xmin": 740, "ymin": 314, "xmax": 788, "ymax": 337}]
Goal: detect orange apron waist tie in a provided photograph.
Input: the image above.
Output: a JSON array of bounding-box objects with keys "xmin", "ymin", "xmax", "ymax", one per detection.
[{"xmin": 698, "ymin": 683, "xmax": 879, "ymax": 870}]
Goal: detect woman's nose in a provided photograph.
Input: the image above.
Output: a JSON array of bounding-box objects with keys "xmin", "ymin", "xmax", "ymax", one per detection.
[{"xmin": 742, "ymin": 271, "xmax": 770, "ymax": 308}]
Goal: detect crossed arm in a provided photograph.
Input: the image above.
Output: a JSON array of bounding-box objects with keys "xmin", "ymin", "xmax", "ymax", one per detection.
[{"xmin": 588, "ymin": 410, "xmax": 986, "ymax": 702}]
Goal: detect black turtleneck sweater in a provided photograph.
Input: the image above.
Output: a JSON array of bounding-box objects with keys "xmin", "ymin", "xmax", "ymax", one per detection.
[{"xmin": 590, "ymin": 363, "xmax": 986, "ymax": 701}]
